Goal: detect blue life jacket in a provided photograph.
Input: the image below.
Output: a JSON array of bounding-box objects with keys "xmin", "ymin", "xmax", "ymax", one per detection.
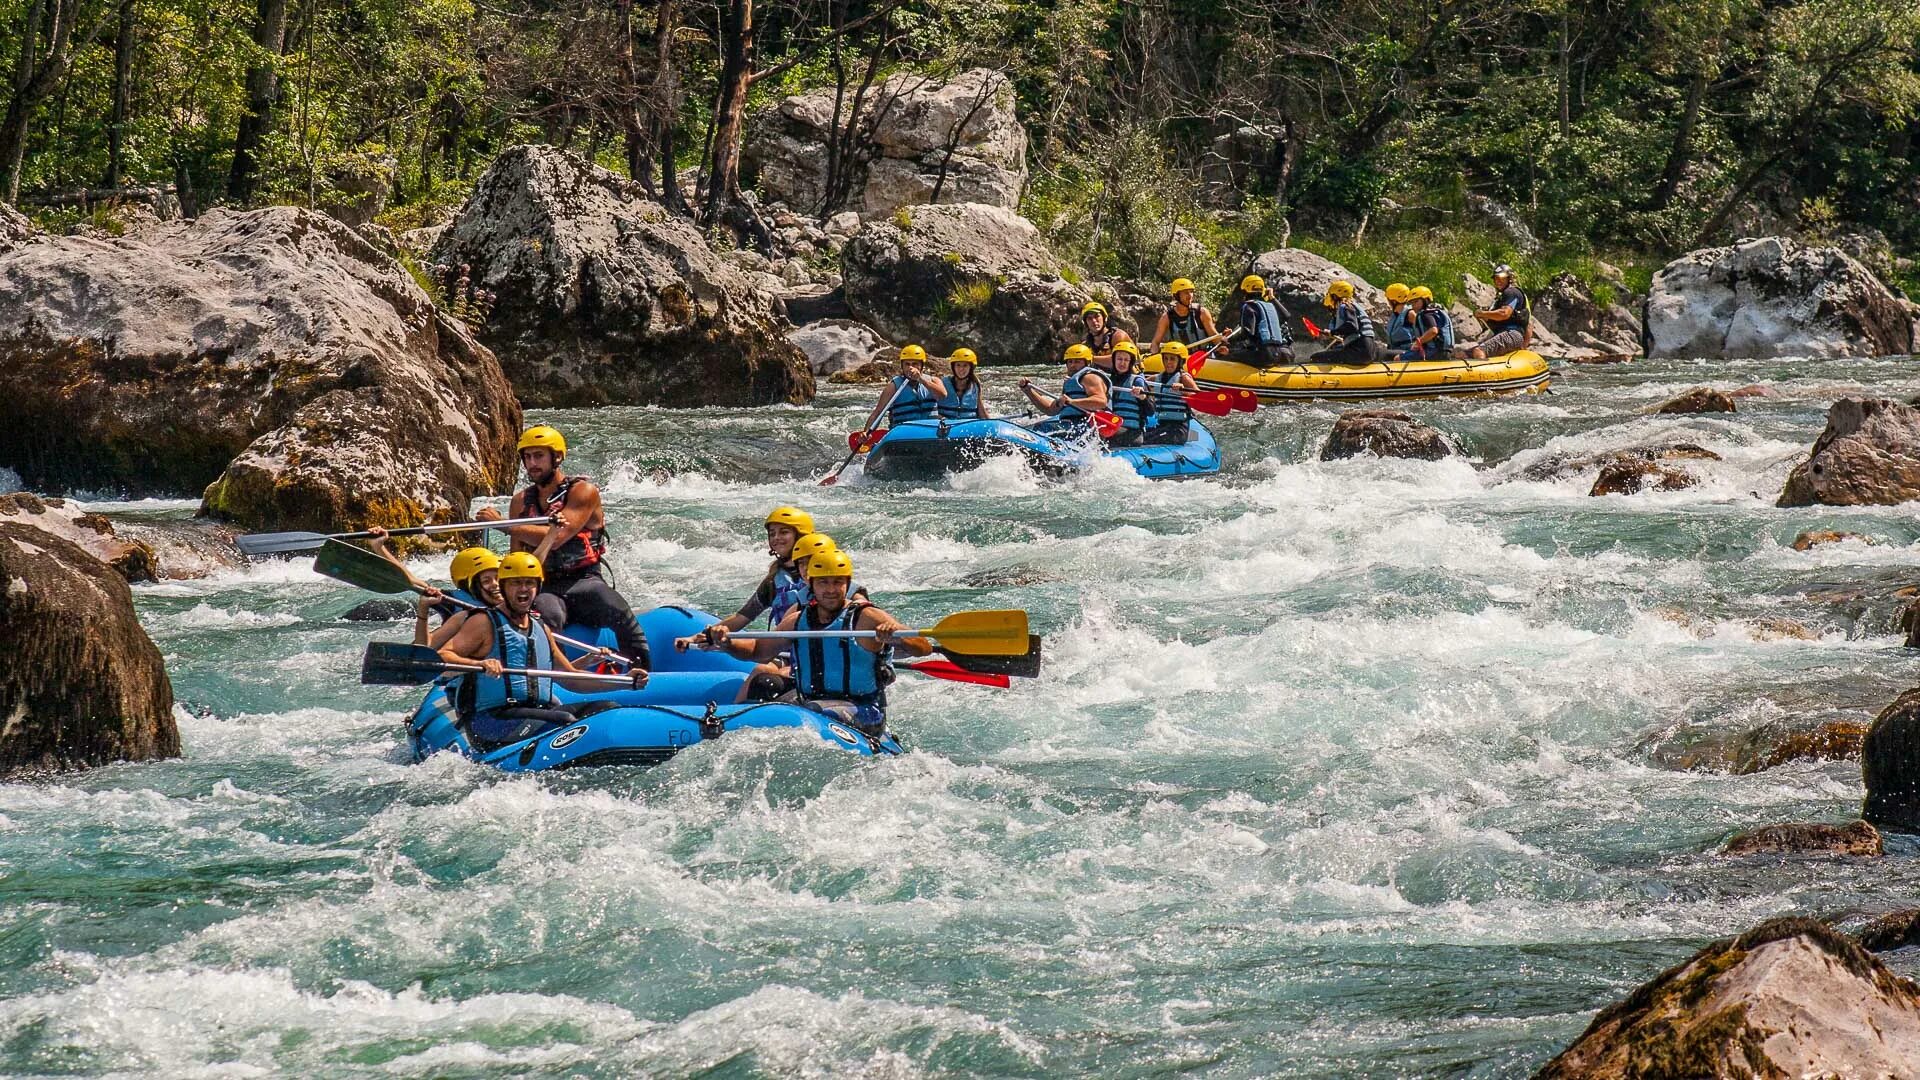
[
  {"xmin": 1057, "ymin": 367, "xmax": 1112, "ymax": 421},
  {"xmin": 463, "ymin": 608, "xmax": 556, "ymax": 715},
  {"xmin": 1385, "ymin": 308, "xmax": 1414, "ymax": 348},
  {"xmin": 792, "ymin": 601, "xmax": 891, "ymax": 704},
  {"xmin": 1166, "ymin": 305, "xmax": 1206, "ymax": 345},
  {"xmin": 1242, "ymin": 299, "xmax": 1292, "ymax": 345},
  {"xmin": 937, "ymin": 376, "xmax": 980, "ymax": 418},
  {"xmin": 888, "ymin": 376, "xmax": 939, "ymax": 423},
  {"xmin": 1153, "ymin": 370, "xmax": 1191, "ymax": 425},
  {"xmin": 1430, "ymin": 307, "xmax": 1456, "ymax": 352},
  {"xmin": 1331, "ymin": 301, "xmax": 1376, "ymax": 342},
  {"xmin": 1108, "ymin": 372, "xmax": 1150, "ymax": 431},
  {"xmin": 768, "ymin": 563, "xmax": 809, "ymax": 628}
]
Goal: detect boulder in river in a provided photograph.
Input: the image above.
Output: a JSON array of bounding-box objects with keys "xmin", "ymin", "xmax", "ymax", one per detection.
[
  {"xmin": 432, "ymin": 145, "xmax": 814, "ymax": 407},
  {"xmin": 1778, "ymin": 398, "xmax": 1920, "ymax": 508},
  {"xmin": 1653, "ymin": 387, "xmax": 1736, "ymax": 414},
  {"xmin": 0, "ymin": 520, "xmax": 177, "ymax": 776},
  {"xmin": 1856, "ymin": 909, "xmax": 1920, "ymax": 954},
  {"xmin": 744, "ymin": 69, "xmax": 1027, "ymax": 217},
  {"xmin": 1721, "ymin": 819, "xmax": 1883, "ymax": 857},
  {"xmin": 0, "ymin": 206, "xmax": 523, "ymax": 534},
  {"xmin": 1645, "ymin": 237, "xmax": 1916, "ymax": 359},
  {"xmin": 1647, "ymin": 718, "xmax": 1866, "ymax": 774},
  {"xmin": 1791, "ymin": 529, "xmax": 1872, "ymax": 551},
  {"xmin": 1319, "ymin": 410, "xmax": 1454, "ymax": 461},
  {"xmin": 0, "ymin": 492, "xmax": 155, "ymax": 581},
  {"xmin": 842, "ymin": 202, "xmax": 1095, "ymax": 363},
  {"xmin": 1535, "ymin": 917, "xmax": 1920, "ymax": 1078},
  {"xmin": 1589, "ymin": 458, "xmax": 1698, "ymax": 496},
  {"xmin": 1519, "ymin": 443, "xmax": 1721, "ymax": 486},
  {"xmin": 1862, "ymin": 687, "xmax": 1920, "ymax": 833}
]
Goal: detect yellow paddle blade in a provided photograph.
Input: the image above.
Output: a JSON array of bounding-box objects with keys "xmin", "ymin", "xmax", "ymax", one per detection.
[{"xmin": 914, "ymin": 609, "xmax": 1031, "ymax": 655}]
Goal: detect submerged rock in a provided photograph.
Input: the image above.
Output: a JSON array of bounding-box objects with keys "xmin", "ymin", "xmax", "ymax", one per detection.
[
  {"xmin": 1721, "ymin": 819, "xmax": 1882, "ymax": 857},
  {"xmin": 1648, "ymin": 719, "xmax": 1866, "ymax": 774},
  {"xmin": 1536, "ymin": 917, "xmax": 1920, "ymax": 1077},
  {"xmin": 1589, "ymin": 459, "xmax": 1697, "ymax": 496},
  {"xmin": 1646, "ymin": 236, "xmax": 1916, "ymax": 359},
  {"xmin": 432, "ymin": 145, "xmax": 814, "ymax": 407},
  {"xmin": 1654, "ymin": 387, "xmax": 1736, "ymax": 414},
  {"xmin": 1319, "ymin": 410, "xmax": 1454, "ymax": 461},
  {"xmin": 1778, "ymin": 398, "xmax": 1920, "ymax": 508},
  {"xmin": 0, "ymin": 207, "xmax": 522, "ymax": 534},
  {"xmin": 341, "ymin": 598, "xmax": 415, "ymax": 622},
  {"xmin": 1791, "ymin": 529, "xmax": 1872, "ymax": 551},
  {"xmin": 1856, "ymin": 909, "xmax": 1920, "ymax": 953},
  {"xmin": 1862, "ymin": 687, "xmax": 1920, "ymax": 833},
  {"xmin": 0, "ymin": 520, "xmax": 178, "ymax": 775},
  {"xmin": 1519, "ymin": 443, "xmax": 1721, "ymax": 485}
]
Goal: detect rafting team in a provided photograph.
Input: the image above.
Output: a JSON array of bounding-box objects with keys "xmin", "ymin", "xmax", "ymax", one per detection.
[
  {"xmin": 863, "ymin": 266, "xmax": 1534, "ymax": 448},
  {"xmin": 366, "ymin": 424, "xmax": 930, "ymax": 748}
]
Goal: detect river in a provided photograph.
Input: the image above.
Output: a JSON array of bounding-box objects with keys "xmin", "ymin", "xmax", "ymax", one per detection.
[{"xmin": 4, "ymin": 357, "xmax": 1920, "ymax": 1077}]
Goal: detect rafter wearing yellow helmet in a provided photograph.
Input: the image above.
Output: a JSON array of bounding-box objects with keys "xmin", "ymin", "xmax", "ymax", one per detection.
[
  {"xmin": 1383, "ymin": 283, "xmax": 1417, "ymax": 352},
  {"xmin": 1020, "ymin": 342, "xmax": 1112, "ymax": 425},
  {"xmin": 1154, "ymin": 276, "xmax": 1223, "ymax": 358},
  {"xmin": 1396, "ymin": 285, "xmax": 1454, "ymax": 364},
  {"xmin": 1078, "ymin": 297, "xmax": 1133, "ymax": 369},
  {"xmin": 1237, "ymin": 276, "xmax": 1297, "ymax": 367},
  {"xmin": 860, "ymin": 342, "xmax": 948, "ymax": 435},
  {"xmin": 1308, "ymin": 279, "xmax": 1390, "ymax": 367},
  {"xmin": 939, "ymin": 348, "xmax": 989, "ymax": 421}
]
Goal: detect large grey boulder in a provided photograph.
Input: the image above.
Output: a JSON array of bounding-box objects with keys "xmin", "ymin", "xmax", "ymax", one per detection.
[
  {"xmin": 0, "ymin": 206, "xmax": 523, "ymax": 534},
  {"xmin": 1646, "ymin": 237, "xmax": 1916, "ymax": 359},
  {"xmin": 1778, "ymin": 398, "xmax": 1920, "ymax": 507},
  {"xmin": 1537, "ymin": 917, "xmax": 1920, "ymax": 1078},
  {"xmin": 744, "ymin": 69, "xmax": 1027, "ymax": 218},
  {"xmin": 787, "ymin": 319, "xmax": 890, "ymax": 376},
  {"xmin": 433, "ymin": 145, "xmax": 814, "ymax": 407},
  {"xmin": 0, "ymin": 520, "xmax": 177, "ymax": 776},
  {"xmin": 842, "ymin": 202, "xmax": 1096, "ymax": 363},
  {"xmin": 1246, "ymin": 248, "xmax": 1384, "ymax": 328},
  {"xmin": 1531, "ymin": 272, "xmax": 1642, "ymax": 355}
]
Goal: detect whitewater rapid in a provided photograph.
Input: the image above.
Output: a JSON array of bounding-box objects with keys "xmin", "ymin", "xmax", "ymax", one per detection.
[{"xmin": 4, "ymin": 358, "xmax": 1920, "ymax": 1076}]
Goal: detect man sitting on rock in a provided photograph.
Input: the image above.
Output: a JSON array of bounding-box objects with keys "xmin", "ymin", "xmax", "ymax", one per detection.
[
  {"xmin": 1467, "ymin": 264, "xmax": 1533, "ymax": 359},
  {"xmin": 475, "ymin": 425, "xmax": 651, "ymax": 670}
]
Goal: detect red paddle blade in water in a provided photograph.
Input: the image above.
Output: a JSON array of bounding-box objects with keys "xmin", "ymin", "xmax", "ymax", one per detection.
[
  {"xmin": 1186, "ymin": 392, "xmax": 1233, "ymax": 417},
  {"xmin": 1232, "ymin": 389, "xmax": 1259, "ymax": 412},
  {"xmin": 848, "ymin": 428, "xmax": 887, "ymax": 452},
  {"xmin": 904, "ymin": 660, "xmax": 1011, "ymax": 688}
]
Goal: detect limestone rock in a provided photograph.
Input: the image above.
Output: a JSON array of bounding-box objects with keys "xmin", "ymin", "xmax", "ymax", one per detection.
[
  {"xmin": 842, "ymin": 202, "xmax": 1093, "ymax": 363},
  {"xmin": 1246, "ymin": 248, "xmax": 1384, "ymax": 332},
  {"xmin": 398, "ymin": 223, "xmax": 446, "ymax": 262},
  {"xmin": 1856, "ymin": 909, "xmax": 1920, "ymax": 953},
  {"xmin": 1537, "ymin": 918, "xmax": 1920, "ymax": 1078},
  {"xmin": 744, "ymin": 69, "xmax": 1026, "ymax": 217},
  {"xmin": 1778, "ymin": 398, "xmax": 1920, "ymax": 507},
  {"xmin": 0, "ymin": 207, "xmax": 522, "ymax": 534},
  {"xmin": 0, "ymin": 520, "xmax": 177, "ymax": 776},
  {"xmin": 0, "ymin": 492, "xmax": 156, "ymax": 581},
  {"xmin": 1862, "ymin": 687, "xmax": 1920, "ymax": 833},
  {"xmin": 1521, "ymin": 443, "xmax": 1721, "ymax": 485},
  {"xmin": 1590, "ymin": 459, "xmax": 1698, "ymax": 496},
  {"xmin": 788, "ymin": 319, "xmax": 890, "ymax": 376},
  {"xmin": 1654, "ymin": 387, "xmax": 1736, "ymax": 414},
  {"xmin": 827, "ymin": 360, "xmax": 894, "ymax": 384},
  {"xmin": 1464, "ymin": 193, "xmax": 1539, "ymax": 254},
  {"xmin": 432, "ymin": 145, "xmax": 813, "ymax": 407},
  {"xmin": 1319, "ymin": 410, "xmax": 1454, "ymax": 461},
  {"xmin": 1791, "ymin": 530, "xmax": 1871, "ymax": 551},
  {"xmin": 1533, "ymin": 272, "xmax": 1642, "ymax": 355},
  {"xmin": 1646, "ymin": 237, "xmax": 1916, "ymax": 359},
  {"xmin": 0, "ymin": 204, "xmax": 37, "ymax": 251},
  {"xmin": 1721, "ymin": 819, "xmax": 1883, "ymax": 857}
]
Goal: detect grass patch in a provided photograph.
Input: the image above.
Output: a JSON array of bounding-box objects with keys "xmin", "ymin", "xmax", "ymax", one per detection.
[
  {"xmin": 1294, "ymin": 226, "xmax": 1659, "ymax": 305},
  {"xmin": 946, "ymin": 279, "xmax": 995, "ymax": 311}
]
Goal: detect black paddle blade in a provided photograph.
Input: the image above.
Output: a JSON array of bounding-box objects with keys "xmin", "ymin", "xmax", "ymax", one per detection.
[
  {"xmin": 938, "ymin": 635, "xmax": 1042, "ymax": 678},
  {"xmin": 314, "ymin": 539, "xmax": 417, "ymax": 595},
  {"xmin": 236, "ymin": 530, "xmax": 331, "ymax": 556},
  {"xmin": 361, "ymin": 641, "xmax": 453, "ymax": 686}
]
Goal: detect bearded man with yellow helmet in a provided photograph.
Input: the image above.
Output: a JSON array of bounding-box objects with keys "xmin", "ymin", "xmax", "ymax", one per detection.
[
  {"xmin": 436, "ymin": 551, "xmax": 643, "ymax": 748},
  {"xmin": 475, "ymin": 424, "xmax": 649, "ymax": 669},
  {"xmin": 1019, "ymin": 343, "xmax": 1112, "ymax": 432},
  {"xmin": 1078, "ymin": 300, "xmax": 1135, "ymax": 373}
]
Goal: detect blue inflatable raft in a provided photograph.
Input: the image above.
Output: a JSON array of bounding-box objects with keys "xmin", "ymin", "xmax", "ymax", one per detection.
[
  {"xmin": 406, "ymin": 606, "xmax": 905, "ymax": 770},
  {"xmin": 860, "ymin": 417, "xmax": 1220, "ymax": 482}
]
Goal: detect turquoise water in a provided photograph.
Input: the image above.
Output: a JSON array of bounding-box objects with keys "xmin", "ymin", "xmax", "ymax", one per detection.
[{"xmin": 5, "ymin": 358, "xmax": 1920, "ymax": 1076}]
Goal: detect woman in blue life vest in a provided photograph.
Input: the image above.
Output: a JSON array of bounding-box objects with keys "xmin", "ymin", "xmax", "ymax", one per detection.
[
  {"xmin": 1019, "ymin": 343, "xmax": 1111, "ymax": 434},
  {"xmin": 937, "ymin": 349, "xmax": 989, "ymax": 419},
  {"xmin": 1144, "ymin": 341, "xmax": 1200, "ymax": 445},
  {"xmin": 435, "ymin": 552, "xmax": 641, "ymax": 748},
  {"xmin": 694, "ymin": 550, "xmax": 933, "ymax": 736},
  {"xmin": 1382, "ymin": 283, "xmax": 1416, "ymax": 353},
  {"xmin": 1308, "ymin": 279, "xmax": 1388, "ymax": 365},
  {"xmin": 1104, "ymin": 341, "xmax": 1154, "ymax": 447},
  {"xmin": 1399, "ymin": 286, "xmax": 1455, "ymax": 362},
  {"xmin": 858, "ymin": 344, "xmax": 948, "ymax": 435},
  {"xmin": 1236, "ymin": 274, "xmax": 1295, "ymax": 366},
  {"xmin": 360, "ymin": 528, "xmax": 504, "ymax": 649}
]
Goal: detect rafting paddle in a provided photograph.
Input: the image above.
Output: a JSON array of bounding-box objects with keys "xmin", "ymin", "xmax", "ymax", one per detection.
[
  {"xmin": 314, "ymin": 539, "xmax": 633, "ymax": 668},
  {"xmin": 237, "ymin": 517, "xmax": 546, "ymax": 557},
  {"xmin": 1091, "ymin": 411, "xmax": 1124, "ymax": 439},
  {"xmin": 726, "ymin": 608, "xmax": 1029, "ymax": 656},
  {"xmin": 902, "ymin": 660, "xmax": 1011, "ymax": 688},
  {"xmin": 360, "ymin": 642, "xmax": 639, "ymax": 688},
  {"xmin": 822, "ymin": 377, "xmax": 910, "ymax": 486},
  {"xmin": 1183, "ymin": 328, "xmax": 1242, "ymax": 373},
  {"xmin": 1302, "ymin": 315, "xmax": 1323, "ymax": 338},
  {"xmin": 1231, "ymin": 389, "xmax": 1259, "ymax": 412},
  {"xmin": 1184, "ymin": 392, "xmax": 1234, "ymax": 417}
]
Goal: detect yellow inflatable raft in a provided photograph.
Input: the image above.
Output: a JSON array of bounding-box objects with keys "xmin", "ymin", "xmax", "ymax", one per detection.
[{"xmin": 1193, "ymin": 350, "xmax": 1551, "ymax": 402}]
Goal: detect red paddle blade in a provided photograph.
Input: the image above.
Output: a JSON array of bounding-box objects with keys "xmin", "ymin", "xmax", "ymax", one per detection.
[
  {"xmin": 1091, "ymin": 411, "xmax": 1122, "ymax": 438},
  {"xmin": 848, "ymin": 428, "xmax": 887, "ymax": 452},
  {"xmin": 1302, "ymin": 316, "xmax": 1322, "ymax": 337},
  {"xmin": 1232, "ymin": 389, "xmax": 1258, "ymax": 412},
  {"xmin": 1186, "ymin": 392, "xmax": 1233, "ymax": 417},
  {"xmin": 904, "ymin": 660, "xmax": 1011, "ymax": 688},
  {"xmin": 1185, "ymin": 349, "xmax": 1210, "ymax": 373}
]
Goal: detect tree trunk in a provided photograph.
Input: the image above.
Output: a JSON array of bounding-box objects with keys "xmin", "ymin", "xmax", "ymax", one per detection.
[
  {"xmin": 704, "ymin": 0, "xmax": 754, "ymax": 221},
  {"xmin": 652, "ymin": 0, "xmax": 685, "ymax": 212},
  {"xmin": 227, "ymin": 0, "xmax": 290, "ymax": 203},
  {"xmin": 1557, "ymin": 11, "xmax": 1571, "ymax": 142},
  {"xmin": 1649, "ymin": 69, "xmax": 1705, "ymax": 211},
  {"xmin": 103, "ymin": 0, "xmax": 135, "ymax": 188},
  {"xmin": 1, "ymin": 0, "xmax": 107, "ymax": 203},
  {"xmin": 618, "ymin": 0, "xmax": 649, "ymax": 191}
]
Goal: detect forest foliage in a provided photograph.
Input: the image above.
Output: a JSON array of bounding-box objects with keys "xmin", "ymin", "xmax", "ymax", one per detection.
[{"xmin": 3, "ymin": 0, "xmax": 1917, "ymax": 273}]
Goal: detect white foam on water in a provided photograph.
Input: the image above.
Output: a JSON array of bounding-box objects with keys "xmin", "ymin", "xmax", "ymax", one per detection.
[{"xmin": 171, "ymin": 603, "xmax": 303, "ymax": 629}]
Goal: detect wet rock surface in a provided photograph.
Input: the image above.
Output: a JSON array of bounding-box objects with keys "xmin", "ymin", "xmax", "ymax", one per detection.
[
  {"xmin": 1319, "ymin": 410, "xmax": 1454, "ymax": 461},
  {"xmin": 1862, "ymin": 687, "xmax": 1920, "ymax": 833},
  {"xmin": 1654, "ymin": 387, "xmax": 1736, "ymax": 414},
  {"xmin": 1646, "ymin": 236, "xmax": 1916, "ymax": 359},
  {"xmin": 1778, "ymin": 397, "xmax": 1920, "ymax": 508},
  {"xmin": 1720, "ymin": 819, "xmax": 1883, "ymax": 857}
]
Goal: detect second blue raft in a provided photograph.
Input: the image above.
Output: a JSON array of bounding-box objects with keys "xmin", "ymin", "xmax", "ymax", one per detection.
[{"xmin": 860, "ymin": 417, "xmax": 1220, "ymax": 482}]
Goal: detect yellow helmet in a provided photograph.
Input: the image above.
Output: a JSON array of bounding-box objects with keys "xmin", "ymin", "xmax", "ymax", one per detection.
[
  {"xmin": 1328, "ymin": 280, "xmax": 1356, "ymax": 300},
  {"xmin": 1080, "ymin": 301, "xmax": 1107, "ymax": 318},
  {"xmin": 1384, "ymin": 283, "xmax": 1411, "ymax": 304},
  {"xmin": 517, "ymin": 425, "xmax": 567, "ymax": 456},
  {"xmin": 1409, "ymin": 285, "xmax": 1435, "ymax": 302},
  {"xmin": 449, "ymin": 547, "xmax": 501, "ymax": 587},
  {"xmin": 808, "ymin": 550, "xmax": 855, "ymax": 580},
  {"xmin": 790, "ymin": 533, "xmax": 838, "ymax": 565},
  {"xmin": 1160, "ymin": 340, "xmax": 1191, "ymax": 359},
  {"xmin": 1113, "ymin": 339, "xmax": 1140, "ymax": 357},
  {"xmin": 1064, "ymin": 343, "xmax": 1094, "ymax": 363},
  {"xmin": 498, "ymin": 552, "xmax": 544, "ymax": 581},
  {"xmin": 1239, "ymin": 274, "xmax": 1266, "ymax": 294},
  {"xmin": 764, "ymin": 506, "xmax": 814, "ymax": 535},
  {"xmin": 949, "ymin": 348, "xmax": 978, "ymax": 367},
  {"xmin": 898, "ymin": 344, "xmax": 928, "ymax": 363},
  {"xmin": 1169, "ymin": 277, "xmax": 1196, "ymax": 297}
]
